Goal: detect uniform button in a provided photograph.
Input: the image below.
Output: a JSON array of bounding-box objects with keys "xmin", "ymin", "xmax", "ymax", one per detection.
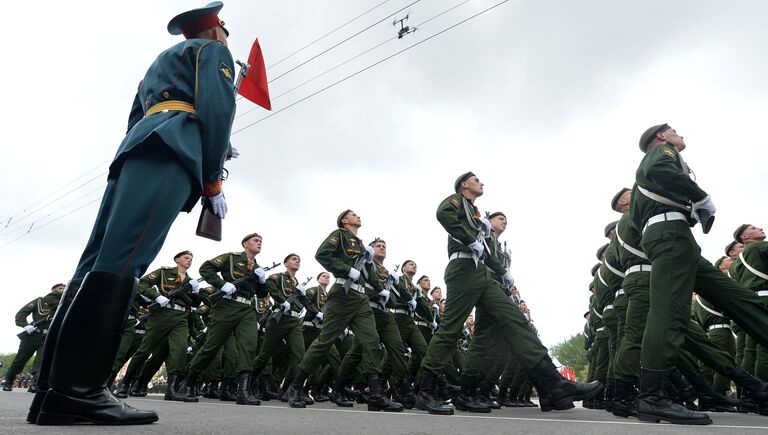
[{"xmin": 162, "ymin": 91, "xmax": 171, "ymax": 99}]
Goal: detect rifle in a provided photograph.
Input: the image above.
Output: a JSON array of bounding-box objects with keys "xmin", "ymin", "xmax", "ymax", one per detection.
[
  {"xmin": 273, "ymin": 276, "xmax": 312, "ymax": 323},
  {"xmin": 376, "ymin": 264, "xmax": 400, "ymax": 310},
  {"xmin": 135, "ymin": 278, "xmax": 203, "ymax": 326},
  {"xmin": 208, "ymin": 262, "xmax": 280, "ymax": 304},
  {"xmin": 343, "ymin": 239, "xmax": 376, "ymax": 295},
  {"xmin": 17, "ymin": 316, "xmax": 51, "ymax": 339}
]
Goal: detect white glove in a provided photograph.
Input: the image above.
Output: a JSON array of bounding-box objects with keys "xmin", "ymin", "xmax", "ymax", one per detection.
[
  {"xmin": 155, "ymin": 295, "xmax": 170, "ymax": 307},
  {"xmin": 480, "ymin": 217, "xmax": 492, "ymax": 237},
  {"xmin": 348, "ymin": 268, "xmax": 361, "ymax": 281},
  {"xmin": 189, "ymin": 279, "xmax": 200, "ymax": 294},
  {"xmin": 430, "ymin": 320, "xmax": 438, "ymax": 330},
  {"xmin": 315, "ymin": 312, "xmax": 324, "ymax": 321},
  {"xmin": 281, "ymin": 301, "xmax": 291, "ymax": 313},
  {"xmin": 229, "ymin": 146, "xmax": 240, "ymax": 159},
  {"xmin": 296, "ymin": 284, "xmax": 306, "ymax": 296},
  {"xmin": 202, "ymin": 327, "xmax": 208, "ymax": 333},
  {"xmin": 23, "ymin": 325, "xmax": 37, "ymax": 334},
  {"xmin": 253, "ymin": 268, "xmax": 267, "ymax": 284},
  {"xmin": 408, "ymin": 298, "xmax": 417, "ymax": 311},
  {"xmin": 186, "ymin": 346, "xmax": 193, "ymax": 354},
  {"xmin": 204, "ymin": 192, "xmax": 227, "ymax": 219},
  {"xmin": 691, "ymin": 195, "xmax": 716, "ymax": 223},
  {"xmin": 502, "ymin": 271, "xmax": 514, "ymax": 287},
  {"xmin": 364, "ymin": 246, "xmax": 375, "ymax": 263},
  {"xmin": 221, "ymin": 282, "xmax": 237, "ymax": 295},
  {"xmin": 469, "ymin": 240, "xmax": 485, "ymax": 258},
  {"xmin": 389, "ymin": 271, "xmax": 400, "ymax": 286},
  {"xmin": 378, "ymin": 289, "xmax": 390, "ymax": 306}
]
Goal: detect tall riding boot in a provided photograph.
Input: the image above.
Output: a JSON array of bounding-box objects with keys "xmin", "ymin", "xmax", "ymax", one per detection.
[
  {"xmin": 287, "ymin": 370, "xmax": 308, "ymax": 408},
  {"xmin": 729, "ymin": 365, "xmax": 768, "ymax": 416},
  {"xmin": 235, "ymin": 372, "xmax": 261, "ymax": 405},
  {"xmin": 689, "ymin": 373, "xmax": 738, "ymax": 412},
  {"xmin": 636, "ymin": 368, "xmax": 712, "ymax": 425},
  {"xmin": 415, "ymin": 370, "xmax": 454, "ymax": 415},
  {"xmin": 26, "ymin": 278, "xmax": 82, "ymax": 423},
  {"xmin": 36, "ymin": 272, "xmax": 158, "ymax": 425},
  {"xmin": 366, "ymin": 374, "xmax": 403, "ymax": 412},
  {"xmin": 611, "ymin": 378, "xmax": 638, "ymax": 417},
  {"xmin": 3, "ymin": 374, "xmax": 16, "ymax": 391},
  {"xmin": 330, "ymin": 377, "xmax": 354, "ymax": 407},
  {"xmin": 531, "ymin": 358, "xmax": 602, "ymax": 412},
  {"xmin": 219, "ymin": 377, "xmax": 237, "ymax": 402},
  {"xmin": 175, "ymin": 372, "xmax": 200, "ymax": 403}
]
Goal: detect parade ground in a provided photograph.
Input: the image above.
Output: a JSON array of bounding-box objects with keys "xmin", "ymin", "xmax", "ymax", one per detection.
[{"xmin": 2, "ymin": 390, "xmax": 767, "ymax": 434}]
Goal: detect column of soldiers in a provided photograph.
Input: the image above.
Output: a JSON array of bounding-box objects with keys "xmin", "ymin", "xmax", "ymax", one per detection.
[{"xmin": 581, "ymin": 123, "xmax": 768, "ymax": 425}]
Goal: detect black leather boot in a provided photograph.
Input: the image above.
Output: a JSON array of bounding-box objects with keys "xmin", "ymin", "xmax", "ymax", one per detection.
[
  {"xmin": 219, "ymin": 377, "xmax": 237, "ymax": 402},
  {"xmin": 208, "ymin": 380, "xmax": 221, "ymax": 399},
  {"xmin": 3, "ymin": 374, "xmax": 16, "ymax": 391},
  {"xmin": 666, "ymin": 370, "xmax": 697, "ymax": 410},
  {"xmin": 26, "ymin": 278, "xmax": 82, "ymax": 423},
  {"xmin": 689, "ymin": 373, "xmax": 738, "ymax": 412},
  {"xmin": 611, "ymin": 378, "xmax": 638, "ymax": 417},
  {"xmin": 128, "ymin": 372, "xmax": 151, "ymax": 397},
  {"xmin": 235, "ymin": 372, "xmax": 261, "ymax": 405},
  {"xmin": 36, "ymin": 272, "xmax": 158, "ymax": 425},
  {"xmin": 366, "ymin": 374, "xmax": 403, "ymax": 412},
  {"xmin": 636, "ymin": 368, "xmax": 712, "ymax": 425},
  {"xmin": 477, "ymin": 381, "xmax": 501, "ymax": 409},
  {"xmin": 28, "ymin": 374, "xmax": 39, "ymax": 393},
  {"xmin": 453, "ymin": 375, "xmax": 491, "ymax": 413},
  {"xmin": 287, "ymin": 370, "xmax": 308, "ymax": 408},
  {"xmin": 330, "ymin": 377, "xmax": 354, "ymax": 407},
  {"xmin": 604, "ymin": 379, "xmax": 615, "ymax": 412},
  {"xmin": 311, "ymin": 384, "xmax": 330, "ymax": 402},
  {"xmin": 303, "ymin": 386, "xmax": 315, "ymax": 405},
  {"xmin": 415, "ymin": 370, "xmax": 454, "ymax": 415},
  {"xmin": 164, "ymin": 375, "xmax": 185, "ymax": 402},
  {"xmin": 435, "ymin": 374, "xmax": 460, "ymax": 400},
  {"xmin": 396, "ymin": 379, "xmax": 416, "ymax": 409},
  {"xmin": 522, "ymin": 387, "xmax": 537, "ymax": 407},
  {"xmin": 175, "ymin": 372, "xmax": 200, "ymax": 403},
  {"xmin": 531, "ymin": 358, "xmax": 602, "ymax": 412},
  {"xmin": 729, "ymin": 365, "xmax": 768, "ymax": 415}
]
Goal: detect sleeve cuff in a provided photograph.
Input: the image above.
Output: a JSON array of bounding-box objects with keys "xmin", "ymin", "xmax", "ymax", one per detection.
[{"xmin": 203, "ymin": 179, "xmax": 222, "ymax": 196}]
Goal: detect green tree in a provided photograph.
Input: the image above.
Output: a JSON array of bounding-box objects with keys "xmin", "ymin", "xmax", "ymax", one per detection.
[{"xmin": 550, "ymin": 333, "xmax": 588, "ymax": 382}]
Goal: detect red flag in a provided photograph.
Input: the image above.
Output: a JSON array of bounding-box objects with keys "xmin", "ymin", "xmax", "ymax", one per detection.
[{"xmin": 238, "ymin": 39, "xmax": 271, "ymax": 110}]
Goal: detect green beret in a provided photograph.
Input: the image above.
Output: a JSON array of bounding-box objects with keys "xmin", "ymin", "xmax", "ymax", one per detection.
[
  {"xmin": 316, "ymin": 271, "xmax": 330, "ymax": 280},
  {"xmin": 336, "ymin": 209, "xmax": 352, "ymax": 228},
  {"xmin": 241, "ymin": 232, "xmax": 262, "ymax": 245},
  {"xmin": 724, "ymin": 241, "xmax": 739, "ymax": 256},
  {"xmin": 733, "ymin": 224, "xmax": 750, "ymax": 243},
  {"xmin": 611, "ymin": 187, "xmax": 631, "ymax": 212},
  {"xmin": 639, "ymin": 123, "xmax": 670, "ymax": 152},
  {"xmin": 283, "ymin": 253, "xmax": 300, "ymax": 263},
  {"xmin": 174, "ymin": 250, "xmax": 193, "ymax": 260},
  {"xmin": 454, "ymin": 171, "xmax": 475, "ymax": 193},
  {"xmin": 488, "ymin": 211, "xmax": 506, "ymax": 220},
  {"xmin": 596, "ymin": 244, "xmax": 609, "ymax": 261},
  {"xmin": 714, "ymin": 256, "xmax": 728, "ymax": 269},
  {"xmin": 51, "ymin": 283, "xmax": 66, "ymax": 290},
  {"xmin": 590, "ymin": 263, "xmax": 600, "ymax": 277},
  {"xmin": 604, "ymin": 221, "xmax": 618, "ymax": 238}
]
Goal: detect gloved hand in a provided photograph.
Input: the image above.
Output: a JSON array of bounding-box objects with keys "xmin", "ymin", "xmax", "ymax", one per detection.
[
  {"xmin": 228, "ymin": 146, "xmax": 240, "ymax": 160},
  {"xmin": 296, "ymin": 284, "xmax": 306, "ymax": 296},
  {"xmin": 202, "ymin": 327, "xmax": 208, "ymax": 334},
  {"xmin": 221, "ymin": 282, "xmax": 237, "ymax": 295},
  {"xmin": 253, "ymin": 267, "xmax": 267, "ymax": 284},
  {"xmin": 430, "ymin": 320, "xmax": 438, "ymax": 330},
  {"xmin": 469, "ymin": 240, "xmax": 485, "ymax": 258},
  {"xmin": 155, "ymin": 295, "xmax": 170, "ymax": 307},
  {"xmin": 315, "ymin": 312, "xmax": 324, "ymax": 321},
  {"xmin": 281, "ymin": 301, "xmax": 291, "ymax": 313},
  {"xmin": 364, "ymin": 246, "xmax": 375, "ymax": 263},
  {"xmin": 502, "ymin": 271, "xmax": 514, "ymax": 287},
  {"xmin": 186, "ymin": 346, "xmax": 193, "ymax": 354},
  {"xmin": 189, "ymin": 279, "xmax": 200, "ymax": 294},
  {"xmin": 378, "ymin": 289, "xmax": 390, "ymax": 306},
  {"xmin": 203, "ymin": 192, "xmax": 227, "ymax": 219},
  {"xmin": 480, "ymin": 217, "xmax": 492, "ymax": 237},
  {"xmin": 389, "ymin": 271, "xmax": 400, "ymax": 286},
  {"xmin": 348, "ymin": 268, "xmax": 361, "ymax": 281},
  {"xmin": 408, "ymin": 298, "xmax": 417, "ymax": 312},
  {"xmin": 691, "ymin": 195, "xmax": 716, "ymax": 223},
  {"xmin": 23, "ymin": 325, "xmax": 37, "ymax": 334}
]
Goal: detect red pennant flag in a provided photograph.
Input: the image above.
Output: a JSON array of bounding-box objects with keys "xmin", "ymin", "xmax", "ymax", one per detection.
[{"xmin": 238, "ymin": 39, "xmax": 271, "ymax": 110}]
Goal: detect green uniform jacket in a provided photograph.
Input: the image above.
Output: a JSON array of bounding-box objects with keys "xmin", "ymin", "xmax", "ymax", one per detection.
[
  {"xmin": 15, "ymin": 292, "xmax": 61, "ymax": 327},
  {"xmin": 138, "ymin": 266, "xmax": 199, "ymax": 308},
  {"xmin": 265, "ymin": 271, "xmax": 307, "ymax": 310},
  {"xmin": 395, "ymin": 276, "xmax": 429, "ymax": 314},
  {"xmin": 596, "ymin": 242, "xmax": 623, "ymax": 310},
  {"xmin": 315, "ymin": 229, "xmax": 382, "ymax": 293},
  {"xmin": 693, "ymin": 296, "xmax": 730, "ymax": 330},
  {"xmin": 615, "ymin": 211, "xmax": 648, "ymax": 270},
  {"xmin": 199, "ymin": 251, "xmax": 266, "ymax": 299},
  {"xmin": 303, "ymin": 285, "xmax": 328, "ymax": 322},
  {"xmin": 736, "ymin": 242, "xmax": 768, "ymax": 291}
]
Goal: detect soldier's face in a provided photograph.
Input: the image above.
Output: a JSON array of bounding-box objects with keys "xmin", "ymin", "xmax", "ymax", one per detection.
[
  {"xmin": 718, "ymin": 257, "xmax": 733, "ymax": 273},
  {"xmin": 244, "ymin": 237, "xmax": 262, "ymax": 254},
  {"xmin": 52, "ymin": 285, "xmax": 65, "ymax": 294},
  {"xmin": 318, "ymin": 273, "xmax": 330, "ymax": 285},
  {"xmin": 373, "ymin": 242, "xmax": 387, "ymax": 260},
  {"xmin": 728, "ymin": 243, "xmax": 744, "ymax": 258},
  {"xmin": 660, "ymin": 128, "xmax": 685, "ymax": 151},
  {"xmin": 742, "ymin": 225, "xmax": 766, "ymax": 242},
  {"xmin": 490, "ymin": 215, "xmax": 507, "ymax": 234},
  {"xmin": 342, "ymin": 211, "xmax": 362, "ymax": 228},
  {"xmin": 419, "ymin": 277, "xmax": 431, "ymax": 290},
  {"xmin": 431, "ymin": 288, "xmax": 442, "ymax": 300},
  {"xmin": 175, "ymin": 254, "xmax": 193, "ymax": 269},
  {"xmin": 402, "ymin": 262, "xmax": 416, "ymax": 274},
  {"xmin": 285, "ymin": 256, "xmax": 300, "ymax": 271},
  {"xmin": 463, "ymin": 176, "xmax": 484, "ymax": 196},
  {"xmin": 619, "ymin": 191, "xmax": 632, "ymax": 211}
]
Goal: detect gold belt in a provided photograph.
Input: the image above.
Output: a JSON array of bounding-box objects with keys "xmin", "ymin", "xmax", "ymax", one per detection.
[{"xmin": 145, "ymin": 100, "xmax": 195, "ymax": 116}]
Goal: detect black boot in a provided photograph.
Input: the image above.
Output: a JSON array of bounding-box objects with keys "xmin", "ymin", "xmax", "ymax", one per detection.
[
  {"xmin": 395, "ymin": 379, "xmax": 416, "ymax": 409},
  {"xmin": 636, "ymin": 368, "xmax": 712, "ymax": 425},
  {"xmin": 729, "ymin": 365, "xmax": 768, "ymax": 416},
  {"xmin": 611, "ymin": 378, "xmax": 638, "ymax": 418},
  {"xmin": 666, "ymin": 371, "xmax": 697, "ymax": 410},
  {"xmin": 164, "ymin": 375, "xmax": 186, "ymax": 402},
  {"xmin": 311, "ymin": 384, "xmax": 330, "ymax": 402},
  {"xmin": 603, "ymin": 379, "xmax": 615, "ymax": 412},
  {"xmin": 522, "ymin": 387, "xmax": 537, "ymax": 407},
  {"xmin": 176, "ymin": 372, "xmax": 200, "ymax": 403},
  {"xmin": 689, "ymin": 373, "xmax": 738, "ymax": 412},
  {"xmin": 531, "ymin": 358, "xmax": 602, "ymax": 412},
  {"xmin": 261, "ymin": 376, "xmax": 281, "ymax": 401},
  {"xmin": 435, "ymin": 374, "xmax": 461, "ymax": 400},
  {"xmin": 113, "ymin": 378, "xmax": 131, "ymax": 399},
  {"xmin": 330, "ymin": 377, "xmax": 354, "ymax": 407},
  {"xmin": 477, "ymin": 380, "xmax": 500, "ymax": 410},
  {"xmin": 287, "ymin": 370, "xmax": 308, "ymax": 408},
  {"xmin": 3, "ymin": 374, "xmax": 16, "ymax": 391},
  {"xmin": 219, "ymin": 377, "xmax": 237, "ymax": 402},
  {"xmin": 26, "ymin": 278, "xmax": 82, "ymax": 423},
  {"xmin": 366, "ymin": 374, "xmax": 403, "ymax": 412},
  {"xmin": 354, "ymin": 382, "xmax": 368, "ymax": 404},
  {"xmin": 453, "ymin": 375, "xmax": 491, "ymax": 413},
  {"xmin": 28, "ymin": 374, "xmax": 39, "ymax": 393},
  {"xmin": 128, "ymin": 372, "xmax": 151, "ymax": 398},
  {"xmin": 235, "ymin": 372, "xmax": 261, "ymax": 405},
  {"xmin": 415, "ymin": 370, "xmax": 454, "ymax": 415},
  {"xmin": 35, "ymin": 272, "xmax": 158, "ymax": 425}
]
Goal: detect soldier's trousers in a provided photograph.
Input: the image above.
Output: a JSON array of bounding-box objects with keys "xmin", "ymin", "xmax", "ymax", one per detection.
[
  {"xmin": 111, "ymin": 320, "xmax": 144, "ymax": 374},
  {"xmin": 640, "ymin": 221, "xmax": 768, "ymax": 370},
  {"xmin": 303, "ymin": 325, "xmax": 340, "ymax": 387},
  {"xmin": 703, "ymin": 326, "xmax": 735, "ymax": 394},
  {"xmin": 464, "ymin": 305, "xmax": 512, "ymax": 380},
  {"xmin": 734, "ymin": 322, "xmax": 746, "ymax": 368},
  {"xmin": 421, "ymin": 259, "xmax": 548, "ymax": 376},
  {"xmin": 124, "ymin": 308, "xmax": 188, "ymax": 376},
  {"xmin": 189, "ymin": 298, "xmax": 259, "ymax": 375},
  {"xmin": 592, "ymin": 330, "xmax": 609, "ymax": 385},
  {"xmin": 754, "ymin": 296, "xmax": 768, "ymax": 380},
  {"xmin": 252, "ymin": 316, "xmax": 304, "ymax": 380},
  {"xmin": 393, "ymin": 313, "xmax": 428, "ymax": 381},
  {"xmin": 586, "ymin": 346, "xmax": 597, "ymax": 382},
  {"xmin": 299, "ymin": 285, "xmax": 381, "ymax": 376},
  {"xmin": 613, "ymin": 271, "xmax": 650, "ymax": 380},
  {"xmin": 613, "ymin": 292, "xmax": 628, "ymax": 375},
  {"xmin": 6, "ymin": 332, "xmax": 45, "ymax": 376},
  {"xmin": 602, "ymin": 304, "xmax": 618, "ymax": 381},
  {"xmin": 339, "ymin": 309, "xmax": 407, "ymax": 383}
]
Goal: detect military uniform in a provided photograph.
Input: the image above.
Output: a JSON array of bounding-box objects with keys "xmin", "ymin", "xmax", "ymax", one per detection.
[
  {"xmin": 302, "ymin": 284, "xmax": 341, "ymax": 399},
  {"xmin": 693, "ymin": 295, "xmax": 735, "ymax": 395},
  {"xmin": 733, "ymin": 240, "xmax": 768, "ymax": 380}
]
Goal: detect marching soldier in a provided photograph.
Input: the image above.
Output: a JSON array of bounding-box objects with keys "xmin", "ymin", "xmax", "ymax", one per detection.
[
  {"xmin": 3, "ymin": 284, "xmax": 64, "ymax": 392},
  {"xmin": 111, "ymin": 294, "xmax": 151, "ymax": 398},
  {"xmin": 302, "ymin": 272, "xmax": 341, "ymax": 402}
]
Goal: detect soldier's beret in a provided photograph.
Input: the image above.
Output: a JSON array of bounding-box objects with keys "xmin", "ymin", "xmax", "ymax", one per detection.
[
  {"xmin": 639, "ymin": 123, "xmax": 670, "ymax": 152},
  {"xmin": 724, "ymin": 241, "xmax": 738, "ymax": 256},
  {"xmin": 336, "ymin": 209, "xmax": 352, "ymax": 228},
  {"xmin": 604, "ymin": 221, "xmax": 618, "ymax": 238},
  {"xmin": 590, "ymin": 263, "xmax": 600, "ymax": 277},
  {"xmin": 51, "ymin": 283, "xmax": 65, "ymax": 290},
  {"xmin": 402, "ymin": 259, "xmax": 415, "ymax": 268},
  {"xmin": 454, "ymin": 171, "xmax": 475, "ymax": 193},
  {"xmin": 283, "ymin": 253, "xmax": 300, "ymax": 263},
  {"xmin": 241, "ymin": 232, "xmax": 262, "ymax": 245},
  {"xmin": 488, "ymin": 211, "xmax": 506, "ymax": 220},
  {"xmin": 733, "ymin": 224, "xmax": 750, "ymax": 243},
  {"xmin": 417, "ymin": 275, "xmax": 429, "ymax": 284},
  {"xmin": 714, "ymin": 256, "xmax": 728, "ymax": 269},
  {"xmin": 316, "ymin": 271, "xmax": 329, "ymax": 280},
  {"xmin": 596, "ymin": 244, "xmax": 609, "ymax": 261},
  {"xmin": 611, "ymin": 188, "xmax": 631, "ymax": 212},
  {"xmin": 174, "ymin": 250, "xmax": 193, "ymax": 260},
  {"xmin": 168, "ymin": 1, "xmax": 229, "ymax": 39}
]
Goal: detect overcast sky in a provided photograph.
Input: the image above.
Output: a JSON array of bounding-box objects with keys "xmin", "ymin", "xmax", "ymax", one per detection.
[{"xmin": 1, "ymin": 0, "xmax": 767, "ymax": 355}]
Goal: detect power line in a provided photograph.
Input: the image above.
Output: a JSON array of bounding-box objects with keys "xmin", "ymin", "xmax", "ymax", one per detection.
[{"xmin": 232, "ymin": 0, "xmax": 509, "ymax": 136}]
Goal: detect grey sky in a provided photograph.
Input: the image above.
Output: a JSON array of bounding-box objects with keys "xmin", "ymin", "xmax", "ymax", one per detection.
[{"xmin": 1, "ymin": 0, "xmax": 767, "ymax": 354}]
